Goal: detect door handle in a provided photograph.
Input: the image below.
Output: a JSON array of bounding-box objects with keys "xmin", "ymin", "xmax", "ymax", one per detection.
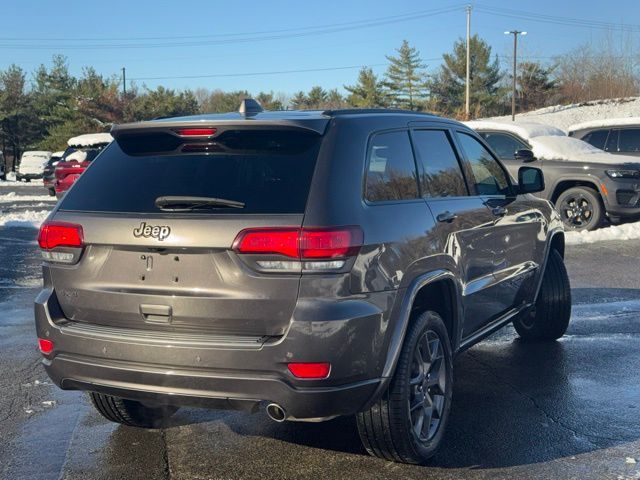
[
  {"xmin": 436, "ymin": 211, "xmax": 458, "ymax": 223},
  {"xmin": 491, "ymin": 206, "xmax": 507, "ymax": 217}
]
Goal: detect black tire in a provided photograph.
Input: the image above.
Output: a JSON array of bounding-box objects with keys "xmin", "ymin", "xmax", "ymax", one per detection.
[
  {"xmin": 513, "ymin": 249, "xmax": 571, "ymax": 341},
  {"xmin": 89, "ymin": 392, "xmax": 178, "ymax": 428},
  {"xmin": 356, "ymin": 311, "xmax": 453, "ymax": 464},
  {"xmin": 555, "ymin": 186, "xmax": 603, "ymax": 231},
  {"xmin": 47, "ymin": 188, "xmax": 55, "ymax": 196},
  {"xmin": 25, "ymin": 178, "xmax": 31, "ymax": 183}
]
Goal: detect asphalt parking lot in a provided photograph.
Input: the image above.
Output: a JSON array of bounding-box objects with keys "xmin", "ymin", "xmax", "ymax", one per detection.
[{"xmin": 1, "ymin": 183, "xmax": 639, "ymax": 480}]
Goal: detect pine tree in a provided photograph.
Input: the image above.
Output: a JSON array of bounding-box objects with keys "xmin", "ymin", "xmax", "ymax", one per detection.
[
  {"xmin": 255, "ymin": 91, "xmax": 285, "ymax": 110},
  {"xmin": 383, "ymin": 40, "xmax": 428, "ymax": 110},
  {"xmin": 517, "ymin": 61, "xmax": 557, "ymax": 112},
  {"xmin": 345, "ymin": 67, "xmax": 388, "ymax": 108},
  {"xmin": 427, "ymin": 35, "xmax": 503, "ymax": 118},
  {"xmin": 290, "ymin": 91, "xmax": 308, "ymax": 109},
  {"xmin": 306, "ymin": 86, "xmax": 328, "ymax": 109},
  {"xmin": 0, "ymin": 65, "xmax": 42, "ymax": 165}
]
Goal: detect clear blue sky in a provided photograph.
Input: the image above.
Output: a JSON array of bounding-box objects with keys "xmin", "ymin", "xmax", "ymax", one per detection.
[{"xmin": 1, "ymin": 0, "xmax": 638, "ymax": 96}]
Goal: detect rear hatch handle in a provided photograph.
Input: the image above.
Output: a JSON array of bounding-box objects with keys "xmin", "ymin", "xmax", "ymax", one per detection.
[{"xmin": 140, "ymin": 304, "xmax": 173, "ymax": 324}]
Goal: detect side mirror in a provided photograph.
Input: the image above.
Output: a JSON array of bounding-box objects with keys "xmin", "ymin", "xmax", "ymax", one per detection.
[
  {"xmin": 515, "ymin": 149, "xmax": 536, "ymax": 162},
  {"xmin": 518, "ymin": 166, "xmax": 545, "ymax": 194}
]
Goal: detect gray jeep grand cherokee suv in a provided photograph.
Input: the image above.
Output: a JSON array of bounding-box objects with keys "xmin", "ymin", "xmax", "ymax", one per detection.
[{"xmin": 35, "ymin": 101, "xmax": 570, "ymax": 464}]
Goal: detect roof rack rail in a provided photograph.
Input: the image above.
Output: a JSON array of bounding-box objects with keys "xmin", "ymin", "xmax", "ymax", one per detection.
[{"xmin": 321, "ymin": 108, "xmax": 438, "ymax": 117}]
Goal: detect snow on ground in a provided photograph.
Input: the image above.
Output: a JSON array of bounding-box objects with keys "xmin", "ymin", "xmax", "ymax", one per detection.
[
  {"xmin": 566, "ymin": 221, "xmax": 640, "ymax": 245},
  {"xmin": 490, "ymin": 97, "xmax": 640, "ymax": 132},
  {"xmin": 0, "ymin": 209, "xmax": 49, "ymax": 228},
  {"xmin": 0, "ymin": 192, "xmax": 56, "ymax": 203}
]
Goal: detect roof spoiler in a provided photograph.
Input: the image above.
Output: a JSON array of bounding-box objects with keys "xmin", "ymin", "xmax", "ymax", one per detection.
[{"xmin": 239, "ymin": 98, "xmax": 263, "ymax": 117}]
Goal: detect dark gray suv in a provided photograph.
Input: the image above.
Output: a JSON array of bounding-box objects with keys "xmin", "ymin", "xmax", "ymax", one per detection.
[
  {"xmin": 469, "ymin": 121, "xmax": 640, "ymax": 231},
  {"xmin": 35, "ymin": 101, "xmax": 571, "ymax": 464}
]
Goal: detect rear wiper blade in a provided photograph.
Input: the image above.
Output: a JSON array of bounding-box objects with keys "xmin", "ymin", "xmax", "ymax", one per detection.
[{"xmin": 155, "ymin": 196, "xmax": 245, "ymax": 211}]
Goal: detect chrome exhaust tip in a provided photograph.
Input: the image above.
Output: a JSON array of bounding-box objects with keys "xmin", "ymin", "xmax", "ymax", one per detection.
[{"xmin": 266, "ymin": 403, "xmax": 287, "ymax": 422}]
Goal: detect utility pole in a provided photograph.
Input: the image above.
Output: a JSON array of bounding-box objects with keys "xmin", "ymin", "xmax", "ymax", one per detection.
[
  {"xmin": 465, "ymin": 5, "xmax": 472, "ymax": 120},
  {"xmin": 122, "ymin": 67, "xmax": 126, "ymax": 96},
  {"xmin": 504, "ymin": 30, "xmax": 526, "ymax": 121}
]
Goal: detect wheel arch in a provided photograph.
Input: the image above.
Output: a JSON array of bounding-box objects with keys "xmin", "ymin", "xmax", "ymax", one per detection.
[
  {"xmin": 361, "ymin": 270, "xmax": 462, "ymax": 412},
  {"xmin": 550, "ymin": 178, "xmax": 604, "ymax": 204},
  {"xmin": 532, "ymin": 228, "xmax": 565, "ymax": 302}
]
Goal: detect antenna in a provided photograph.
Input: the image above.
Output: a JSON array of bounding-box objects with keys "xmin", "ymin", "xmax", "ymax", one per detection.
[{"xmin": 239, "ymin": 98, "xmax": 264, "ymax": 116}]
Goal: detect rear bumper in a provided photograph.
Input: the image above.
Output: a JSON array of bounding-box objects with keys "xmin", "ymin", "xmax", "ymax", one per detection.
[
  {"xmin": 44, "ymin": 354, "xmax": 379, "ymax": 419},
  {"xmin": 35, "ymin": 287, "xmax": 394, "ymax": 420}
]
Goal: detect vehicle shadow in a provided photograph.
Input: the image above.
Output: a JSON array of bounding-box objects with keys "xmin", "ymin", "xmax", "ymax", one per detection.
[
  {"xmin": 156, "ymin": 287, "xmax": 640, "ymax": 471},
  {"xmin": 214, "ymin": 318, "xmax": 639, "ymax": 470}
]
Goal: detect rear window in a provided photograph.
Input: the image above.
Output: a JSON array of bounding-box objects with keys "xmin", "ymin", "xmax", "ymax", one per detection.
[
  {"xmin": 59, "ymin": 129, "xmax": 322, "ymax": 215},
  {"xmin": 618, "ymin": 129, "xmax": 640, "ymax": 153}
]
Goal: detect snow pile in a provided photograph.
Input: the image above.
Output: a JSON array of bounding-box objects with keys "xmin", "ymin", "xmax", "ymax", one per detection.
[
  {"xmin": 466, "ymin": 119, "xmax": 640, "ymax": 164},
  {"xmin": 65, "ymin": 150, "xmax": 88, "ymax": 162},
  {"xmin": 491, "ymin": 97, "xmax": 640, "ymax": 132},
  {"xmin": 566, "ymin": 221, "xmax": 640, "ymax": 245},
  {"xmin": 527, "ymin": 136, "xmax": 637, "ymax": 164},
  {"xmin": 464, "ymin": 120, "xmax": 565, "ymax": 139},
  {"xmin": 67, "ymin": 132, "xmax": 112, "ymax": 147},
  {"xmin": 0, "ymin": 209, "xmax": 49, "ymax": 228}
]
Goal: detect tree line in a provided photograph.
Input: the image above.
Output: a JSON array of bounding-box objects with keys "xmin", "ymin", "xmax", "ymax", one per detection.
[{"xmin": 1, "ymin": 35, "xmax": 638, "ymax": 165}]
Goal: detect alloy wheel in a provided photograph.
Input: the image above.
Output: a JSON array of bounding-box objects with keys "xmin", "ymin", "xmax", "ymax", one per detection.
[
  {"xmin": 408, "ymin": 329, "xmax": 447, "ymax": 443},
  {"xmin": 560, "ymin": 193, "xmax": 594, "ymax": 230}
]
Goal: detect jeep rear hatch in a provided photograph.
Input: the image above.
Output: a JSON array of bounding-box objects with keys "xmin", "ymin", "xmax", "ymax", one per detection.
[{"xmin": 49, "ymin": 126, "xmax": 324, "ymax": 336}]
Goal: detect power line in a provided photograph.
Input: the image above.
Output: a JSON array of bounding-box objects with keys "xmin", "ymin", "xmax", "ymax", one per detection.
[
  {"xmin": 0, "ymin": 5, "xmax": 466, "ymax": 42},
  {"xmin": 0, "ymin": 5, "xmax": 465, "ymax": 50},
  {"xmin": 128, "ymin": 63, "xmax": 392, "ymax": 81},
  {"xmin": 475, "ymin": 4, "xmax": 640, "ymax": 32}
]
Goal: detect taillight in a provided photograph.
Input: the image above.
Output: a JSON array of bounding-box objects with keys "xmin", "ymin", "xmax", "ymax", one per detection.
[
  {"xmin": 287, "ymin": 362, "xmax": 331, "ymax": 379},
  {"xmin": 38, "ymin": 221, "xmax": 84, "ymax": 263},
  {"xmin": 233, "ymin": 227, "xmax": 363, "ymax": 273},
  {"xmin": 234, "ymin": 228, "xmax": 299, "ymax": 257},
  {"xmin": 300, "ymin": 229, "xmax": 362, "ymax": 258},
  {"xmin": 174, "ymin": 128, "xmax": 217, "ymax": 137},
  {"xmin": 38, "ymin": 338, "xmax": 54, "ymax": 355}
]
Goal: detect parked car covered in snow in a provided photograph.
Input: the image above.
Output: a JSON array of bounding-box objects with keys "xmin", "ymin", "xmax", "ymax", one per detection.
[
  {"xmin": 17, "ymin": 151, "xmax": 52, "ymax": 182},
  {"xmin": 465, "ymin": 120, "xmax": 640, "ymax": 231},
  {"xmin": 54, "ymin": 133, "xmax": 112, "ymax": 198},
  {"xmin": 43, "ymin": 151, "xmax": 65, "ymax": 196},
  {"xmin": 568, "ymin": 117, "xmax": 640, "ymax": 157}
]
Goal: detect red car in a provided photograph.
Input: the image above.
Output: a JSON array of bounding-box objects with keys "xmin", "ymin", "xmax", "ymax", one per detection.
[{"xmin": 54, "ymin": 133, "xmax": 112, "ymax": 198}]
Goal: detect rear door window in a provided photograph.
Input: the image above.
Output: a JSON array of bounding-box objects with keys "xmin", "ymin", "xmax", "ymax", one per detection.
[
  {"xmin": 411, "ymin": 129, "xmax": 467, "ymax": 197},
  {"xmin": 618, "ymin": 129, "xmax": 640, "ymax": 153},
  {"xmin": 59, "ymin": 129, "xmax": 322, "ymax": 214},
  {"xmin": 365, "ymin": 130, "xmax": 420, "ymax": 202},
  {"xmin": 582, "ymin": 129, "xmax": 609, "ymax": 150}
]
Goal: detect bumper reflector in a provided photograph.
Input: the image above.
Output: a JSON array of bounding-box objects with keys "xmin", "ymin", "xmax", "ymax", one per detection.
[
  {"xmin": 38, "ymin": 338, "xmax": 54, "ymax": 355},
  {"xmin": 287, "ymin": 362, "xmax": 331, "ymax": 379}
]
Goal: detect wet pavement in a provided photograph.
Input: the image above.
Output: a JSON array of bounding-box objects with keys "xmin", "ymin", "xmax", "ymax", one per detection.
[{"xmin": 0, "ymin": 183, "xmax": 639, "ymax": 480}]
